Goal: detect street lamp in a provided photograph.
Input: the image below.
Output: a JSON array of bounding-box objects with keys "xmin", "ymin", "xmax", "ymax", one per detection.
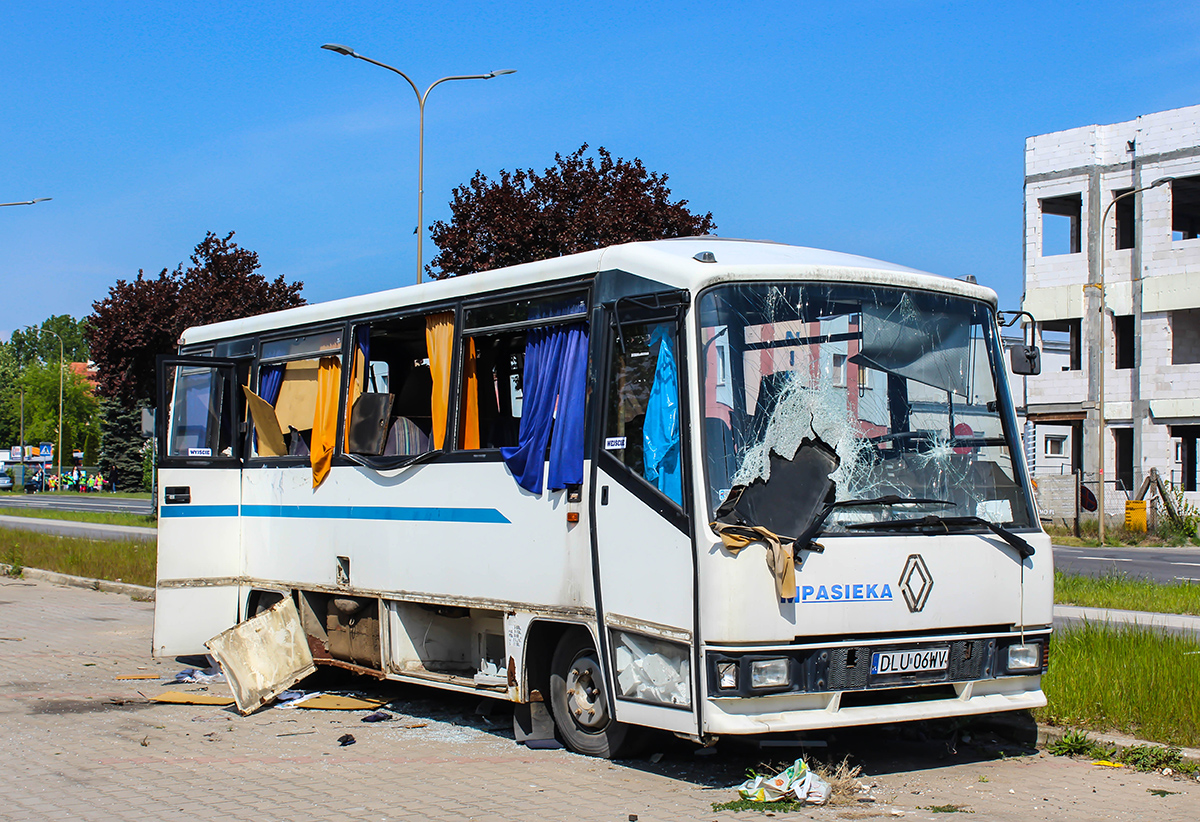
[
  {"xmin": 25, "ymin": 326, "xmax": 65, "ymax": 487},
  {"xmin": 1093, "ymin": 175, "xmax": 1174, "ymax": 544},
  {"xmin": 0, "ymin": 198, "xmax": 52, "ymax": 207},
  {"xmin": 321, "ymin": 44, "xmax": 515, "ymax": 282}
]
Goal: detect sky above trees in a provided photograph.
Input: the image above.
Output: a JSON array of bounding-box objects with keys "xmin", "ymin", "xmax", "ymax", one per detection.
[{"xmin": 4, "ymin": 1, "xmax": 1200, "ymax": 339}]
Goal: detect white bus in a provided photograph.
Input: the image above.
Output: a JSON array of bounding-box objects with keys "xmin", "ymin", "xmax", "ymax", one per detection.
[{"xmin": 154, "ymin": 237, "xmax": 1051, "ymax": 757}]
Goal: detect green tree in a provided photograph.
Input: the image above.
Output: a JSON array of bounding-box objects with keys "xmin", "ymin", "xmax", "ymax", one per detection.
[
  {"xmin": 0, "ymin": 342, "xmax": 19, "ymax": 447},
  {"xmin": 9, "ymin": 315, "xmax": 90, "ymax": 368},
  {"xmin": 11, "ymin": 360, "xmax": 101, "ymax": 466},
  {"xmin": 97, "ymin": 399, "xmax": 145, "ymax": 492},
  {"xmin": 428, "ymin": 145, "xmax": 717, "ymax": 278}
]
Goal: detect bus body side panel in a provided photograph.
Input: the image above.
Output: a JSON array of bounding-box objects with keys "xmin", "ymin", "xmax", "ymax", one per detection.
[
  {"xmin": 153, "ymin": 467, "xmax": 243, "ymax": 657},
  {"xmin": 239, "ymin": 460, "xmax": 595, "ymax": 614}
]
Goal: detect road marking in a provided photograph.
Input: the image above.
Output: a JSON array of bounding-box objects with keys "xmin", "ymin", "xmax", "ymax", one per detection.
[
  {"xmin": 1170, "ymin": 562, "xmax": 1200, "ymax": 567},
  {"xmin": 1075, "ymin": 556, "xmax": 1134, "ymax": 562},
  {"xmin": 1175, "ymin": 577, "xmax": 1200, "ymax": 583}
]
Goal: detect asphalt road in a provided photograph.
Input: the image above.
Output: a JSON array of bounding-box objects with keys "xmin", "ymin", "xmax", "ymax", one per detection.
[
  {"xmin": 1053, "ymin": 543, "xmax": 1200, "ymax": 584},
  {"xmin": 0, "ymin": 492, "xmax": 153, "ymax": 516}
]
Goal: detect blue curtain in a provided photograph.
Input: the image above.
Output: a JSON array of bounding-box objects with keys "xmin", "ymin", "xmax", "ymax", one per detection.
[
  {"xmin": 259, "ymin": 364, "xmax": 285, "ymax": 405},
  {"xmin": 502, "ymin": 320, "xmax": 589, "ymax": 495},
  {"xmin": 643, "ymin": 324, "xmax": 682, "ymax": 505}
]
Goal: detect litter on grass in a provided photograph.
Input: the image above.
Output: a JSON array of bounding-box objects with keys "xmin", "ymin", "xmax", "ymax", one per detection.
[{"xmin": 735, "ymin": 759, "xmax": 831, "ymax": 805}]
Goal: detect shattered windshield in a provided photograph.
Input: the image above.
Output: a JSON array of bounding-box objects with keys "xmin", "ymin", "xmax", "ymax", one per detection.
[{"xmin": 698, "ymin": 283, "xmax": 1034, "ymax": 536}]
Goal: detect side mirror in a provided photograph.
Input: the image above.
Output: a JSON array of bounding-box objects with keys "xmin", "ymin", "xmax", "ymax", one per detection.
[{"xmin": 1010, "ymin": 344, "xmax": 1041, "ymax": 376}]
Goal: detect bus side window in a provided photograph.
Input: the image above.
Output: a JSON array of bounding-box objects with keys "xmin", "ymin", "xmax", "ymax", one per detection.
[
  {"xmin": 343, "ymin": 315, "xmax": 438, "ymax": 457},
  {"xmin": 249, "ymin": 330, "xmax": 343, "ymax": 459},
  {"xmin": 459, "ymin": 331, "xmax": 524, "ymax": 450},
  {"xmin": 605, "ymin": 320, "xmax": 683, "ymax": 506}
]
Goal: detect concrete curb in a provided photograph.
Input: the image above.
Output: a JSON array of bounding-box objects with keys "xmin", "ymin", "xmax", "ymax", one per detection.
[{"xmin": 1, "ymin": 563, "xmax": 155, "ymax": 601}]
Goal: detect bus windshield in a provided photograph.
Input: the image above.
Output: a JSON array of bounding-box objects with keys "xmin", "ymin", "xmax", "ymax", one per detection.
[{"xmin": 698, "ymin": 283, "xmax": 1034, "ymax": 537}]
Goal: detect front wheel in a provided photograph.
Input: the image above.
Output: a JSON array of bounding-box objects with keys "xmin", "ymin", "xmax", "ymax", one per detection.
[{"xmin": 548, "ymin": 628, "xmax": 635, "ymax": 758}]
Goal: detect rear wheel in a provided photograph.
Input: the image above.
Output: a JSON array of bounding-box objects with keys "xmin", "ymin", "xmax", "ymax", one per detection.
[{"xmin": 548, "ymin": 628, "xmax": 635, "ymax": 758}]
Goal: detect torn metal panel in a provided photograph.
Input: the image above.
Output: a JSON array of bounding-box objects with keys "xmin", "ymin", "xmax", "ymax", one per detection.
[{"xmin": 205, "ymin": 596, "xmax": 316, "ymax": 715}]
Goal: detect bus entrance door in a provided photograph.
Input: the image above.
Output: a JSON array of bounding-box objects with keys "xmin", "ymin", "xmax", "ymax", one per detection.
[
  {"xmin": 153, "ymin": 355, "xmax": 244, "ymax": 658},
  {"xmin": 592, "ymin": 310, "xmax": 699, "ymax": 737}
]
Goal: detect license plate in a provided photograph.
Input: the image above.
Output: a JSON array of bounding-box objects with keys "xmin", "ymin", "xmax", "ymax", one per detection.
[{"xmin": 871, "ymin": 647, "xmax": 950, "ymax": 676}]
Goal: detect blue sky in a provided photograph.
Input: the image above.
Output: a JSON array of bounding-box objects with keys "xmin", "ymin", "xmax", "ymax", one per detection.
[{"xmin": 4, "ymin": 1, "xmax": 1200, "ymax": 343}]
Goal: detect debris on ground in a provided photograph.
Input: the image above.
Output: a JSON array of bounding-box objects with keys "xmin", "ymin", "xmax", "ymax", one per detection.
[
  {"xmin": 337, "ymin": 733, "xmax": 356, "ymax": 747},
  {"xmin": 283, "ymin": 693, "xmax": 388, "ymax": 711},
  {"xmin": 173, "ymin": 666, "xmax": 225, "ymax": 684},
  {"xmin": 734, "ymin": 759, "xmax": 831, "ymax": 805},
  {"xmin": 361, "ymin": 710, "xmax": 393, "ymax": 722},
  {"xmin": 149, "ymin": 691, "xmax": 235, "ymax": 706}
]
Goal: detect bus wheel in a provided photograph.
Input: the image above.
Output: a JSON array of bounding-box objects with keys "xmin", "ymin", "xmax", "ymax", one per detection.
[{"xmin": 549, "ymin": 628, "xmax": 633, "ymax": 758}]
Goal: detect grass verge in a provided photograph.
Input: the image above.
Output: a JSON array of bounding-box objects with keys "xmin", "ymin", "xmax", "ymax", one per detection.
[
  {"xmin": 1036, "ymin": 620, "xmax": 1200, "ymax": 748},
  {"xmin": 2, "ymin": 530, "xmax": 155, "ymax": 587},
  {"xmin": 1047, "ymin": 729, "xmax": 1198, "ymax": 775},
  {"xmin": 0, "ymin": 506, "xmax": 155, "ymax": 529},
  {"xmin": 1055, "ymin": 570, "xmax": 1200, "ymax": 615}
]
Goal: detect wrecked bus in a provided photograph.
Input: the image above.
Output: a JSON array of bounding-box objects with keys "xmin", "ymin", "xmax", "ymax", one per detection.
[{"xmin": 153, "ymin": 237, "xmax": 1051, "ymax": 757}]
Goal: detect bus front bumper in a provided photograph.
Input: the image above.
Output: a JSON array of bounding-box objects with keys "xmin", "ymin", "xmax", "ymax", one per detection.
[{"xmin": 702, "ymin": 676, "xmax": 1045, "ymax": 735}]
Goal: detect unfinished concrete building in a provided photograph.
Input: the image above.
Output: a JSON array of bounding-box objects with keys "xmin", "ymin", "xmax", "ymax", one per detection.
[{"xmin": 1023, "ymin": 104, "xmax": 1200, "ymax": 516}]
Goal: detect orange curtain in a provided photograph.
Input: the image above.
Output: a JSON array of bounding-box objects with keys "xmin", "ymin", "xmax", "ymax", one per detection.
[
  {"xmin": 461, "ymin": 337, "xmax": 480, "ymax": 449},
  {"xmin": 311, "ymin": 355, "xmax": 341, "ymax": 489},
  {"xmin": 425, "ymin": 313, "xmax": 455, "ymax": 449},
  {"xmin": 344, "ymin": 339, "xmax": 366, "ymax": 449}
]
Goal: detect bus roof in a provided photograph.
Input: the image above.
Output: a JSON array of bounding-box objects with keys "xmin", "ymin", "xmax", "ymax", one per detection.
[{"xmin": 179, "ymin": 237, "xmax": 999, "ymax": 346}]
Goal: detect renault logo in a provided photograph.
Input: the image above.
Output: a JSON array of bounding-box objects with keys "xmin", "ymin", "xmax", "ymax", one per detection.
[{"xmin": 899, "ymin": 554, "xmax": 933, "ymax": 613}]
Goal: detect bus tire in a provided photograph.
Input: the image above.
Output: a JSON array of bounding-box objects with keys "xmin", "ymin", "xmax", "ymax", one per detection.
[{"xmin": 548, "ymin": 628, "xmax": 634, "ymax": 758}]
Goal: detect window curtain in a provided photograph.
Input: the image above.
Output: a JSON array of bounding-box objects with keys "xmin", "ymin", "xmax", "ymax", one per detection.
[
  {"xmin": 252, "ymin": 364, "xmax": 285, "ymax": 453},
  {"xmin": 311, "ymin": 355, "xmax": 341, "ymax": 489},
  {"xmin": 501, "ymin": 319, "xmax": 589, "ymax": 494},
  {"xmin": 344, "ymin": 327, "xmax": 370, "ymax": 447},
  {"xmin": 425, "ymin": 312, "xmax": 455, "ymax": 450},
  {"xmin": 643, "ymin": 324, "xmax": 682, "ymax": 504},
  {"xmin": 461, "ymin": 337, "xmax": 480, "ymax": 449}
]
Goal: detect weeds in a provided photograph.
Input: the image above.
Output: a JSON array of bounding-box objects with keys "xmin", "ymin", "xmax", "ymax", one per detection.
[
  {"xmin": 1037, "ymin": 621, "xmax": 1200, "ymax": 748},
  {"xmin": 1045, "ymin": 730, "xmax": 1198, "ymax": 774},
  {"xmin": 3, "ymin": 542, "xmax": 22, "ymax": 577},
  {"xmin": 0, "ymin": 531, "xmax": 154, "ymax": 587},
  {"xmin": 711, "ymin": 798, "xmax": 807, "ymax": 813},
  {"xmin": 922, "ymin": 805, "xmax": 973, "ymax": 813},
  {"xmin": 1054, "ymin": 570, "xmax": 1200, "ymax": 616}
]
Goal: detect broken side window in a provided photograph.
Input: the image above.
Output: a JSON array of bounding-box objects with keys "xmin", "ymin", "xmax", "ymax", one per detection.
[{"xmin": 344, "ymin": 314, "xmax": 436, "ymax": 458}]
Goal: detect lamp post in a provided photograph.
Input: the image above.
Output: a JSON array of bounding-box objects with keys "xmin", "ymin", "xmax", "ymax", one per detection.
[
  {"xmin": 1093, "ymin": 175, "xmax": 1174, "ymax": 544},
  {"xmin": 321, "ymin": 44, "xmax": 515, "ymax": 282},
  {"xmin": 0, "ymin": 198, "xmax": 52, "ymax": 207},
  {"xmin": 25, "ymin": 326, "xmax": 65, "ymax": 487}
]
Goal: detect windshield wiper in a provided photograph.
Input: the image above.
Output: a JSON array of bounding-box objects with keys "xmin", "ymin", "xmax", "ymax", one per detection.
[
  {"xmin": 794, "ymin": 495, "xmax": 956, "ymax": 551},
  {"xmin": 846, "ymin": 514, "xmax": 1035, "ymax": 559}
]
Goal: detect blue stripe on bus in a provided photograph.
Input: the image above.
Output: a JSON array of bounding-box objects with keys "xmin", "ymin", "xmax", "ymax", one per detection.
[
  {"xmin": 159, "ymin": 505, "xmax": 239, "ymax": 518},
  {"xmin": 239, "ymin": 504, "xmax": 510, "ymax": 524}
]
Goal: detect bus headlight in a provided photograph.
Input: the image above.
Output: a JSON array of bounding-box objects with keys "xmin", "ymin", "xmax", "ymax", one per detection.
[
  {"xmin": 1006, "ymin": 643, "xmax": 1040, "ymax": 670},
  {"xmin": 750, "ymin": 658, "xmax": 790, "ymax": 689},
  {"xmin": 717, "ymin": 661, "xmax": 739, "ymax": 690}
]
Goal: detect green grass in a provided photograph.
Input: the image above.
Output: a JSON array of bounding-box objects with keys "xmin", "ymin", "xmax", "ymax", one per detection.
[
  {"xmin": 1044, "ymin": 521, "xmax": 1200, "ymax": 548},
  {"xmin": 1, "ymin": 530, "xmax": 156, "ymax": 587},
  {"xmin": 1055, "ymin": 570, "xmax": 1200, "ymax": 615},
  {"xmin": 0, "ymin": 506, "xmax": 155, "ymax": 529},
  {"xmin": 1037, "ymin": 620, "xmax": 1200, "ymax": 748}
]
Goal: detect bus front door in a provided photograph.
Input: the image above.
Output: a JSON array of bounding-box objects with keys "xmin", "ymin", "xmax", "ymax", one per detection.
[
  {"xmin": 153, "ymin": 355, "xmax": 243, "ymax": 658},
  {"xmin": 591, "ymin": 309, "xmax": 700, "ymax": 737}
]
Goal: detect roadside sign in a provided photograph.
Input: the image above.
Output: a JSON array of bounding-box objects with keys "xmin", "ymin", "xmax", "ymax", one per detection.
[{"xmin": 39, "ymin": 444, "xmax": 52, "ymax": 458}]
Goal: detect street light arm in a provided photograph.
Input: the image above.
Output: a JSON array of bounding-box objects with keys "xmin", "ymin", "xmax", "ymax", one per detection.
[
  {"xmin": 421, "ymin": 72, "xmax": 514, "ymax": 103},
  {"xmin": 0, "ymin": 198, "xmax": 52, "ymax": 207},
  {"xmin": 322, "ymin": 44, "xmax": 422, "ymax": 103}
]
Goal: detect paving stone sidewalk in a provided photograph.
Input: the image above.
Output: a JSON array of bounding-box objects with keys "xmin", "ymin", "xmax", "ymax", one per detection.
[{"xmin": 1, "ymin": 578, "xmax": 1197, "ymax": 821}]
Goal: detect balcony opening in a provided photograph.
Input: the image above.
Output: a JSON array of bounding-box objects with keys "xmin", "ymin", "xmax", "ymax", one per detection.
[
  {"xmin": 1113, "ymin": 428, "xmax": 1134, "ymax": 493},
  {"xmin": 1171, "ymin": 309, "xmax": 1200, "ymax": 365},
  {"xmin": 1039, "ymin": 319, "xmax": 1081, "ymax": 371},
  {"xmin": 1040, "ymin": 194, "xmax": 1082, "ymax": 256},
  {"xmin": 1113, "ymin": 315, "xmax": 1135, "ymax": 370},
  {"xmin": 1172, "ymin": 176, "xmax": 1200, "ymax": 241},
  {"xmin": 1114, "ymin": 189, "xmax": 1135, "ymax": 250}
]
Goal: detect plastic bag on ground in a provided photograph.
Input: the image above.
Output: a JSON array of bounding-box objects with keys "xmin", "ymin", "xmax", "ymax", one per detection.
[{"xmin": 735, "ymin": 759, "xmax": 831, "ymax": 805}]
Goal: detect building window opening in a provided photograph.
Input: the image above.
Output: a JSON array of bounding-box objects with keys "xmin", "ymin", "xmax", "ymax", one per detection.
[
  {"xmin": 1039, "ymin": 319, "xmax": 1081, "ymax": 371},
  {"xmin": 1113, "ymin": 315, "xmax": 1135, "ymax": 370},
  {"xmin": 1113, "ymin": 428, "xmax": 1134, "ymax": 493},
  {"xmin": 1169, "ymin": 427, "xmax": 1200, "ymax": 493},
  {"xmin": 1040, "ymin": 194, "xmax": 1082, "ymax": 256},
  {"xmin": 1170, "ymin": 308, "xmax": 1200, "ymax": 365},
  {"xmin": 1045, "ymin": 435, "xmax": 1067, "ymax": 458},
  {"xmin": 1114, "ymin": 189, "xmax": 1135, "ymax": 250},
  {"xmin": 1172, "ymin": 176, "xmax": 1200, "ymax": 241}
]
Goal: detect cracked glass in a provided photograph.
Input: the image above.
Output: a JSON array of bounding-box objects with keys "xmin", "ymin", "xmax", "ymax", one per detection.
[{"xmin": 698, "ymin": 283, "xmax": 1034, "ymax": 534}]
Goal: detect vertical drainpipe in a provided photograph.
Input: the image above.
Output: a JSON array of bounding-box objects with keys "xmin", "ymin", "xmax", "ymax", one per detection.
[{"xmin": 1131, "ymin": 129, "xmax": 1146, "ymax": 491}]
